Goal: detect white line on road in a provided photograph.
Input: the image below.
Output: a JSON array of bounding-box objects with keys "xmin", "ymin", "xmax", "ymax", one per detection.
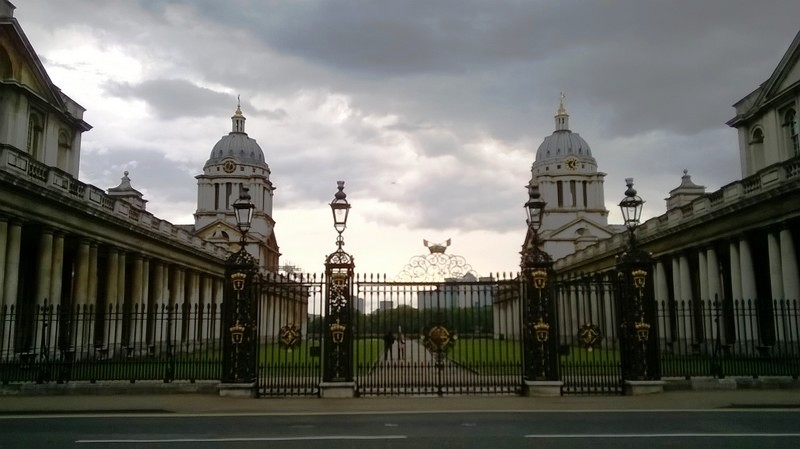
[
  {"xmin": 5, "ymin": 408, "xmax": 800, "ymax": 419},
  {"xmin": 76, "ymin": 435, "xmax": 407, "ymax": 444},
  {"xmin": 525, "ymin": 433, "xmax": 800, "ymax": 439}
]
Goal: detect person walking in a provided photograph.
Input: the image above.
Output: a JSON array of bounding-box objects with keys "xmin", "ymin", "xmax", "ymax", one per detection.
[
  {"xmin": 397, "ymin": 326, "xmax": 406, "ymax": 361},
  {"xmin": 383, "ymin": 331, "xmax": 395, "ymax": 360}
]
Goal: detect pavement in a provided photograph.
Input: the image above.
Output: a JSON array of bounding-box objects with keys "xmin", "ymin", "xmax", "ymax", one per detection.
[{"xmin": 1, "ymin": 385, "xmax": 799, "ymax": 415}]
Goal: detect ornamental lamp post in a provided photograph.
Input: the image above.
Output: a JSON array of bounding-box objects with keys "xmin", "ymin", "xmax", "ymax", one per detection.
[
  {"xmin": 330, "ymin": 180, "xmax": 351, "ymax": 244},
  {"xmin": 520, "ymin": 181, "xmax": 559, "ymax": 391},
  {"xmin": 615, "ymin": 177, "xmax": 660, "ymax": 387},
  {"xmin": 322, "ymin": 181, "xmax": 355, "ymax": 394},
  {"xmin": 618, "ymin": 177, "xmax": 644, "ymax": 249},
  {"xmin": 233, "ymin": 186, "xmax": 255, "ymax": 247},
  {"xmin": 525, "ymin": 181, "xmax": 546, "ymax": 236},
  {"xmin": 221, "ymin": 186, "xmax": 258, "ymax": 390}
]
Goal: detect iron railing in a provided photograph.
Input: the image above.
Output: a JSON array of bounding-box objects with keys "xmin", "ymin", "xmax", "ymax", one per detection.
[
  {"xmin": 657, "ymin": 298, "xmax": 800, "ymax": 379},
  {"xmin": 0, "ymin": 302, "xmax": 222, "ymax": 384}
]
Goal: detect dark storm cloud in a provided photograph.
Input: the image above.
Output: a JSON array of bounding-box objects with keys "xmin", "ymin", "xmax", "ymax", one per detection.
[{"xmin": 104, "ymin": 79, "xmax": 287, "ymax": 120}]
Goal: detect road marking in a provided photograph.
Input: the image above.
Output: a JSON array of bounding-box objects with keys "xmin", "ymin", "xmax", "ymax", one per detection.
[
  {"xmin": 76, "ymin": 435, "xmax": 407, "ymax": 444},
  {"xmin": 5, "ymin": 408, "xmax": 800, "ymax": 420},
  {"xmin": 525, "ymin": 433, "xmax": 800, "ymax": 439}
]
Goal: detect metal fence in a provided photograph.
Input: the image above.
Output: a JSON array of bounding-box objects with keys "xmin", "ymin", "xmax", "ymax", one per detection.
[
  {"xmin": 0, "ymin": 302, "xmax": 222, "ymax": 384},
  {"xmin": 657, "ymin": 298, "xmax": 800, "ymax": 379},
  {"xmin": 352, "ymin": 273, "xmax": 522, "ymax": 396}
]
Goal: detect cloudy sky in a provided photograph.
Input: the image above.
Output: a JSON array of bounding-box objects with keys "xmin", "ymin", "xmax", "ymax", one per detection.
[{"xmin": 14, "ymin": 0, "xmax": 800, "ymax": 276}]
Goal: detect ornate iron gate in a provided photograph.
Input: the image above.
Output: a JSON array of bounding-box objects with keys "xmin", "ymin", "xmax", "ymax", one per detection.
[
  {"xmin": 352, "ymin": 274, "xmax": 523, "ymax": 396},
  {"xmin": 256, "ymin": 273, "xmax": 324, "ymax": 397},
  {"xmin": 555, "ymin": 274, "xmax": 625, "ymax": 395}
]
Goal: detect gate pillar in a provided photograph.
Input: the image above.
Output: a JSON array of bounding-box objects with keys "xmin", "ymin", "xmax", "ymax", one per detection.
[
  {"xmin": 220, "ymin": 188, "xmax": 259, "ymax": 397},
  {"xmin": 616, "ymin": 179, "xmax": 662, "ymax": 395},
  {"xmin": 321, "ymin": 181, "xmax": 356, "ymax": 398},
  {"xmin": 521, "ymin": 183, "xmax": 561, "ymax": 396},
  {"xmin": 220, "ymin": 247, "xmax": 259, "ymax": 396}
]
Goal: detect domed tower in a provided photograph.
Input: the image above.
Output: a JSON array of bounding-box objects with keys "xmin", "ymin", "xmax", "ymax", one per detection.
[
  {"xmin": 529, "ymin": 95, "xmax": 612, "ymax": 260},
  {"xmin": 194, "ymin": 101, "xmax": 279, "ymax": 270}
]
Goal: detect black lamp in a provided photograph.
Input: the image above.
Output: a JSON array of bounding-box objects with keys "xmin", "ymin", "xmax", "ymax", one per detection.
[
  {"xmin": 233, "ymin": 186, "xmax": 255, "ymax": 237},
  {"xmin": 330, "ymin": 181, "xmax": 350, "ymax": 235},
  {"xmin": 619, "ymin": 178, "xmax": 644, "ymax": 232}
]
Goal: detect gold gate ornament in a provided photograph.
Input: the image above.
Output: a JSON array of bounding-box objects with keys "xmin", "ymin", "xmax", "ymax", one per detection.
[
  {"xmin": 329, "ymin": 319, "xmax": 346, "ymax": 344},
  {"xmin": 229, "ymin": 320, "xmax": 245, "ymax": 344},
  {"xmin": 533, "ymin": 318, "xmax": 550, "ymax": 343},
  {"xmin": 632, "ymin": 269, "xmax": 647, "ymax": 290},
  {"xmin": 635, "ymin": 317, "xmax": 651, "ymax": 342},
  {"xmin": 231, "ymin": 272, "xmax": 247, "ymax": 292},
  {"xmin": 578, "ymin": 323, "xmax": 602, "ymax": 352},
  {"xmin": 531, "ymin": 269, "xmax": 548, "ymax": 289},
  {"xmin": 279, "ymin": 324, "xmax": 302, "ymax": 350}
]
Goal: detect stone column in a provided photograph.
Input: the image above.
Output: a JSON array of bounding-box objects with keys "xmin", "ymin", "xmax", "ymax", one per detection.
[
  {"xmin": 0, "ymin": 219, "xmax": 9, "ymax": 354},
  {"xmin": 706, "ymin": 247, "xmax": 724, "ymax": 343},
  {"xmin": 139, "ymin": 256, "xmax": 150, "ymax": 346},
  {"xmin": 149, "ymin": 261, "xmax": 165, "ymax": 346},
  {"xmin": 85, "ymin": 242, "xmax": 98, "ymax": 348},
  {"xmin": 49, "ymin": 232, "xmax": 65, "ymax": 307},
  {"xmin": 198, "ymin": 274, "xmax": 214, "ymax": 343},
  {"xmin": 186, "ymin": 270, "xmax": 199, "ymax": 345},
  {"xmin": 779, "ymin": 227, "xmax": 799, "ymax": 301},
  {"xmin": 33, "ymin": 229, "xmax": 55, "ymax": 354},
  {"xmin": 739, "ymin": 239, "xmax": 757, "ymax": 301},
  {"xmin": 729, "ymin": 240, "xmax": 742, "ymax": 301},
  {"xmin": 0, "ymin": 218, "xmax": 7, "ymax": 307},
  {"xmin": 778, "ymin": 227, "xmax": 799, "ymax": 343},
  {"xmin": 738, "ymin": 238, "xmax": 759, "ymax": 343},
  {"xmin": 654, "ymin": 260, "xmax": 671, "ymax": 342},
  {"xmin": 71, "ymin": 239, "xmax": 90, "ymax": 351},
  {"xmin": 679, "ymin": 254, "xmax": 694, "ymax": 342},
  {"xmin": 103, "ymin": 247, "xmax": 119, "ymax": 348},
  {"xmin": 2, "ymin": 221, "xmax": 21, "ymax": 310},
  {"xmin": 36, "ymin": 228, "xmax": 54, "ymax": 306},
  {"xmin": 698, "ymin": 250, "xmax": 708, "ymax": 300},
  {"xmin": 129, "ymin": 254, "xmax": 144, "ymax": 349},
  {"xmin": 767, "ymin": 231, "xmax": 783, "ymax": 300}
]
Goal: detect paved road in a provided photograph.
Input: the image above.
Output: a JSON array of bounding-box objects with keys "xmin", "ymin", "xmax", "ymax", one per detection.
[{"xmin": 2, "ymin": 409, "xmax": 799, "ymax": 449}]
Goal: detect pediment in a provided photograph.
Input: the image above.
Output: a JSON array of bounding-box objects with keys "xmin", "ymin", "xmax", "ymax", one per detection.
[
  {"xmin": 0, "ymin": 19, "xmax": 66, "ymax": 107},
  {"xmin": 758, "ymin": 30, "xmax": 800, "ymax": 104},
  {"xmin": 542, "ymin": 217, "xmax": 614, "ymax": 241}
]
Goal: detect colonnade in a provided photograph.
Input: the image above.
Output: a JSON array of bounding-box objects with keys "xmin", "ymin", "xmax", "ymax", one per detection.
[
  {"xmin": 653, "ymin": 224, "xmax": 799, "ymax": 349},
  {"xmin": 0, "ymin": 217, "xmax": 225, "ymax": 357}
]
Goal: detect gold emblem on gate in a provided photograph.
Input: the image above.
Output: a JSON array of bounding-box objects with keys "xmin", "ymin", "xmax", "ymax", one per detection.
[
  {"xmin": 229, "ymin": 320, "xmax": 245, "ymax": 344},
  {"xmin": 279, "ymin": 324, "xmax": 302, "ymax": 351},
  {"xmin": 632, "ymin": 269, "xmax": 647, "ymax": 290},
  {"xmin": 231, "ymin": 272, "xmax": 247, "ymax": 292},
  {"xmin": 578, "ymin": 323, "xmax": 602, "ymax": 352},
  {"xmin": 533, "ymin": 318, "xmax": 550, "ymax": 343},
  {"xmin": 635, "ymin": 317, "xmax": 651, "ymax": 342},
  {"xmin": 329, "ymin": 319, "xmax": 346, "ymax": 344},
  {"xmin": 531, "ymin": 269, "xmax": 548, "ymax": 289}
]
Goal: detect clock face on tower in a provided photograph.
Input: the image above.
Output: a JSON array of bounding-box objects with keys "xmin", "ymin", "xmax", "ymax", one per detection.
[
  {"xmin": 223, "ymin": 160, "xmax": 236, "ymax": 173},
  {"xmin": 565, "ymin": 157, "xmax": 579, "ymax": 170}
]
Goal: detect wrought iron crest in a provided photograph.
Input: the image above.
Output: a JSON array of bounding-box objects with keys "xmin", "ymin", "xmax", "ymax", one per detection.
[
  {"xmin": 423, "ymin": 324, "xmax": 456, "ymax": 353},
  {"xmin": 635, "ymin": 317, "xmax": 651, "ymax": 342},
  {"xmin": 329, "ymin": 319, "xmax": 346, "ymax": 344},
  {"xmin": 578, "ymin": 323, "xmax": 602, "ymax": 352},
  {"xmin": 279, "ymin": 324, "xmax": 302, "ymax": 350},
  {"xmin": 532, "ymin": 318, "xmax": 550, "ymax": 343}
]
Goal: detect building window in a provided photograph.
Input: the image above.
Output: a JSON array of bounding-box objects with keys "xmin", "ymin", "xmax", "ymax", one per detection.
[
  {"xmin": 214, "ymin": 184, "xmax": 220, "ymax": 210},
  {"xmin": 749, "ymin": 127, "xmax": 765, "ymax": 172},
  {"xmin": 582, "ymin": 181, "xmax": 588, "ymax": 207},
  {"xmin": 27, "ymin": 111, "xmax": 44, "ymax": 160},
  {"xmin": 784, "ymin": 108, "xmax": 799, "ymax": 157},
  {"xmin": 57, "ymin": 130, "xmax": 71, "ymax": 171},
  {"xmin": 569, "ymin": 180, "xmax": 577, "ymax": 207},
  {"xmin": 557, "ymin": 181, "xmax": 564, "ymax": 207}
]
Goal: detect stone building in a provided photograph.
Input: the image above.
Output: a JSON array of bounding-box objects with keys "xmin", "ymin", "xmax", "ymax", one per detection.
[
  {"xmin": 530, "ymin": 96, "xmax": 619, "ymax": 260},
  {"xmin": 554, "ymin": 30, "xmax": 800, "ymax": 349},
  {"xmin": 0, "ymin": 1, "xmax": 302, "ymax": 360}
]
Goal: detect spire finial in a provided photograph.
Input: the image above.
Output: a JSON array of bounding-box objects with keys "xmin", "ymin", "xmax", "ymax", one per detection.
[
  {"xmin": 231, "ymin": 96, "xmax": 246, "ymax": 133},
  {"xmin": 554, "ymin": 92, "xmax": 570, "ymax": 131}
]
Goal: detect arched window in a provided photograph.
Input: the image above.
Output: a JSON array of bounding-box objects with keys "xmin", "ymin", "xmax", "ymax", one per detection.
[
  {"xmin": 748, "ymin": 127, "xmax": 765, "ymax": 172},
  {"xmin": 785, "ymin": 108, "xmax": 799, "ymax": 158},
  {"xmin": 57, "ymin": 130, "xmax": 72, "ymax": 171},
  {"xmin": 27, "ymin": 111, "xmax": 44, "ymax": 159}
]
